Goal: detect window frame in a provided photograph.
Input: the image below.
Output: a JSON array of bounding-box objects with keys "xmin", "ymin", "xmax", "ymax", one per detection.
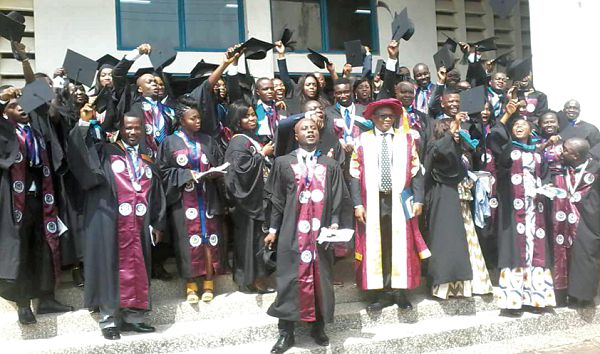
[
  {"xmin": 269, "ymin": 0, "xmax": 380, "ymax": 54},
  {"xmin": 115, "ymin": 0, "xmax": 245, "ymax": 52}
]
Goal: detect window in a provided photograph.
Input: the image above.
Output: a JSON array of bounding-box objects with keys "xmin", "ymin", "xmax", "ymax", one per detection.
[
  {"xmin": 271, "ymin": 0, "xmax": 378, "ymax": 52},
  {"xmin": 116, "ymin": 0, "xmax": 244, "ymax": 51}
]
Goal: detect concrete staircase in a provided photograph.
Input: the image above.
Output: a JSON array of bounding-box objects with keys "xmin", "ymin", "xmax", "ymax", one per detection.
[{"xmin": 1, "ymin": 260, "xmax": 598, "ymax": 353}]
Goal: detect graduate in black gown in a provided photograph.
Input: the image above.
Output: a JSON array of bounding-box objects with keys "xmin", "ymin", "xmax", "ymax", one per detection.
[
  {"xmin": 0, "ymin": 95, "xmax": 73, "ymax": 325},
  {"xmin": 158, "ymin": 97, "xmax": 226, "ymax": 304},
  {"xmin": 68, "ymin": 107, "xmax": 166, "ymax": 340},
  {"xmin": 265, "ymin": 118, "xmax": 344, "ymax": 354},
  {"xmin": 224, "ymin": 100, "xmax": 275, "ymax": 293},
  {"xmin": 558, "ymin": 99, "xmax": 600, "ymax": 149}
]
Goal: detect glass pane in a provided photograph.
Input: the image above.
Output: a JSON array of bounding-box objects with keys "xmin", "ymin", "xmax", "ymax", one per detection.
[
  {"xmin": 184, "ymin": 0, "xmax": 242, "ymax": 49},
  {"xmin": 326, "ymin": 0, "xmax": 374, "ymax": 51},
  {"xmin": 118, "ymin": 0, "xmax": 180, "ymax": 48},
  {"xmin": 271, "ymin": 0, "xmax": 323, "ymax": 51}
]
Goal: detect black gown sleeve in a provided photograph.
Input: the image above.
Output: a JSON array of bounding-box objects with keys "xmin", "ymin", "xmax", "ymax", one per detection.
[
  {"xmin": 225, "ymin": 73, "xmax": 242, "ymax": 102},
  {"xmin": 149, "ymin": 168, "xmax": 167, "ymax": 232},
  {"xmin": 428, "ymin": 84, "xmax": 445, "ymax": 119},
  {"xmin": 66, "ymin": 125, "xmax": 107, "ymax": 190},
  {"xmin": 327, "ymin": 159, "xmax": 344, "ymax": 226},
  {"xmin": 267, "ymin": 158, "xmax": 286, "ymax": 231},
  {"xmin": 277, "ymin": 58, "xmax": 299, "ymax": 98},
  {"xmin": 488, "ymin": 122, "xmax": 513, "ymax": 171},
  {"xmin": 0, "ymin": 117, "xmax": 18, "ymax": 170},
  {"xmin": 190, "ymin": 80, "xmax": 220, "ymax": 139}
]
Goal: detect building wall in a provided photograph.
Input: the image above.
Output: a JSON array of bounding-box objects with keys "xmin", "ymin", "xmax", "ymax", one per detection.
[
  {"xmin": 529, "ymin": 0, "xmax": 596, "ymax": 125},
  {"xmin": 30, "ymin": 0, "xmax": 440, "ymax": 80}
]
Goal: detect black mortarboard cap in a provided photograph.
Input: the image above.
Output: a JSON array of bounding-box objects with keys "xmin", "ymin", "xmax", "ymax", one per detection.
[
  {"xmin": 275, "ymin": 114, "xmax": 303, "ymax": 156},
  {"xmin": 18, "ymin": 79, "xmax": 54, "ymax": 114},
  {"xmin": 0, "ymin": 11, "xmax": 25, "ymax": 42},
  {"xmin": 96, "ymin": 54, "xmax": 119, "ymax": 69},
  {"xmin": 433, "ymin": 47, "xmax": 456, "ymax": 71},
  {"xmin": 307, "ymin": 48, "xmax": 330, "ymax": 69},
  {"xmin": 149, "ymin": 40, "xmax": 177, "ymax": 70},
  {"xmin": 507, "ymin": 57, "xmax": 532, "ymax": 82},
  {"xmin": 491, "ymin": 51, "xmax": 513, "ymax": 67},
  {"xmin": 442, "ymin": 33, "xmax": 458, "ymax": 53},
  {"xmin": 6, "ymin": 11, "xmax": 25, "ymax": 24},
  {"xmin": 236, "ymin": 37, "xmax": 275, "ymax": 60},
  {"xmin": 191, "ymin": 60, "xmax": 219, "ymax": 79},
  {"xmin": 490, "ymin": 0, "xmax": 518, "ymax": 19},
  {"xmin": 391, "ymin": 8, "xmax": 415, "ymax": 41},
  {"xmin": 473, "ymin": 37, "xmax": 497, "ymax": 52},
  {"xmin": 62, "ymin": 49, "xmax": 98, "ymax": 87},
  {"xmin": 134, "ymin": 67, "xmax": 156, "ymax": 79},
  {"xmin": 459, "ymin": 85, "xmax": 486, "ymax": 114},
  {"xmin": 280, "ymin": 28, "xmax": 297, "ymax": 51},
  {"xmin": 374, "ymin": 59, "xmax": 385, "ymax": 77},
  {"xmin": 344, "ymin": 40, "xmax": 365, "ymax": 67}
]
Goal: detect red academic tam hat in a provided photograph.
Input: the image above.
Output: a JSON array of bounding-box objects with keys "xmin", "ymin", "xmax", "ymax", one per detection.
[{"xmin": 363, "ymin": 98, "xmax": 404, "ymax": 119}]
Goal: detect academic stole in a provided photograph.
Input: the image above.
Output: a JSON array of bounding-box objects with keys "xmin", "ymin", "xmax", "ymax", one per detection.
[
  {"xmin": 142, "ymin": 98, "xmax": 171, "ymax": 155},
  {"xmin": 174, "ymin": 131, "xmax": 220, "ymax": 276},
  {"xmin": 508, "ymin": 146, "xmax": 546, "ymax": 268},
  {"xmin": 291, "ymin": 152, "xmax": 326, "ymax": 321},
  {"xmin": 255, "ymin": 102, "xmax": 279, "ymax": 136},
  {"xmin": 551, "ymin": 161, "xmax": 597, "ymax": 289},
  {"xmin": 109, "ymin": 146, "xmax": 152, "ymax": 309},
  {"xmin": 10, "ymin": 126, "xmax": 61, "ymax": 287},
  {"xmin": 414, "ymin": 82, "xmax": 433, "ymax": 112}
]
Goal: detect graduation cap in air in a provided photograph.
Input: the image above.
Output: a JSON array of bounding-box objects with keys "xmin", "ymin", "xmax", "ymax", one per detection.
[
  {"xmin": 442, "ymin": 33, "xmax": 458, "ymax": 53},
  {"xmin": 149, "ymin": 40, "xmax": 177, "ymax": 71},
  {"xmin": 344, "ymin": 40, "xmax": 365, "ymax": 67},
  {"xmin": 490, "ymin": 0, "xmax": 518, "ymax": 19},
  {"xmin": 433, "ymin": 46, "xmax": 456, "ymax": 71},
  {"xmin": 0, "ymin": 11, "xmax": 25, "ymax": 42},
  {"xmin": 507, "ymin": 57, "xmax": 532, "ymax": 82},
  {"xmin": 473, "ymin": 37, "xmax": 497, "ymax": 52},
  {"xmin": 459, "ymin": 85, "xmax": 486, "ymax": 114},
  {"xmin": 96, "ymin": 54, "xmax": 119, "ymax": 69},
  {"xmin": 391, "ymin": 8, "xmax": 415, "ymax": 42},
  {"xmin": 490, "ymin": 51, "xmax": 513, "ymax": 67},
  {"xmin": 376, "ymin": 1, "xmax": 393, "ymax": 16},
  {"xmin": 187, "ymin": 60, "xmax": 219, "ymax": 91},
  {"xmin": 62, "ymin": 49, "xmax": 98, "ymax": 87},
  {"xmin": 235, "ymin": 37, "xmax": 275, "ymax": 61},
  {"xmin": 280, "ymin": 27, "xmax": 297, "ymax": 51},
  {"xmin": 18, "ymin": 78, "xmax": 54, "ymax": 114},
  {"xmin": 307, "ymin": 48, "xmax": 330, "ymax": 69}
]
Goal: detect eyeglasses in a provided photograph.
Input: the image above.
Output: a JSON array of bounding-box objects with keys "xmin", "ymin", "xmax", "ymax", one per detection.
[{"xmin": 375, "ymin": 114, "xmax": 399, "ymax": 120}]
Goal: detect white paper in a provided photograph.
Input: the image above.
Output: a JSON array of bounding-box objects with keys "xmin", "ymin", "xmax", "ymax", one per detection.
[
  {"xmin": 149, "ymin": 225, "xmax": 156, "ymax": 246},
  {"xmin": 57, "ymin": 217, "xmax": 69, "ymax": 237},
  {"xmin": 317, "ymin": 228, "xmax": 354, "ymax": 244},
  {"xmin": 196, "ymin": 162, "xmax": 230, "ymax": 181},
  {"xmin": 535, "ymin": 185, "xmax": 567, "ymax": 200}
]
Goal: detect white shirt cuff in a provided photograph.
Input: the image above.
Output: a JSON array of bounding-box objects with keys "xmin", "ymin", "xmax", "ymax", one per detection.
[
  {"xmin": 386, "ymin": 59, "xmax": 397, "ymax": 71},
  {"xmin": 354, "ymin": 205, "xmax": 364, "ymax": 209},
  {"xmin": 227, "ymin": 64, "xmax": 238, "ymax": 76},
  {"xmin": 268, "ymin": 228, "xmax": 278, "ymax": 234},
  {"xmin": 124, "ymin": 49, "xmax": 141, "ymax": 62},
  {"xmin": 78, "ymin": 119, "xmax": 90, "ymax": 126}
]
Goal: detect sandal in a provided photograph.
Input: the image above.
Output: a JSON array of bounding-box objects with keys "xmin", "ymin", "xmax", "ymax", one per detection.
[
  {"xmin": 201, "ymin": 280, "xmax": 214, "ymax": 302},
  {"xmin": 186, "ymin": 281, "xmax": 199, "ymax": 304}
]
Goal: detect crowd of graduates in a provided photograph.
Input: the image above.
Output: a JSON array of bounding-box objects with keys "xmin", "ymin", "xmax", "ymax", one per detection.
[{"xmin": 1, "ymin": 8, "xmax": 600, "ymax": 354}]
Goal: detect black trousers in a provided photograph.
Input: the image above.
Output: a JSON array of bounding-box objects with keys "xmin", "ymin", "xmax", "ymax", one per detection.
[
  {"xmin": 380, "ymin": 193, "xmax": 393, "ymax": 290},
  {"xmin": 278, "ymin": 302, "xmax": 324, "ymax": 335},
  {"xmin": 15, "ymin": 194, "xmax": 54, "ymax": 306}
]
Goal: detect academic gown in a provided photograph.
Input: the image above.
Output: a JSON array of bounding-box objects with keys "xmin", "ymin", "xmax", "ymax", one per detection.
[
  {"xmin": 67, "ymin": 125, "xmax": 166, "ymax": 309},
  {"xmin": 487, "ymin": 122, "xmax": 552, "ymax": 270},
  {"xmin": 266, "ymin": 152, "xmax": 344, "ymax": 323},
  {"xmin": 158, "ymin": 132, "xmax": 226, "ymax": 279},
  {"xmin": 550, "ymin": 160, "xmax": 600, "ymax": 301},
  {"xmin": 558, "ymin": 117, "xmax": 600, "ymax": 149},
  {"xmin": 224, "ymin": 133, "xmax": 269, "ymax": 286},
  {"xmin": 424, "ymin": 133, "xmax": 473, "ymax": 286}
]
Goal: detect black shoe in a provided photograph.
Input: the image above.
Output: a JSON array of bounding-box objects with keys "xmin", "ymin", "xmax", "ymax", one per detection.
[
  {"xmin": 151, "ymin": 263, "xmax": 173, "ymax": 281},
  {"xmin": 72, "ymin": 267, "xmax": 84, "ymax": 287},
  {"xmin": 499, "ymin": 309, "xmax": 523, "ymax": 318},
  {"xmin": 257, "ymin": 287, "xmax": 276, "ymax": 294},
  {"xmin": 238, "ymin": 284, "xmax": 258, "ymax": 294},
  {"xmin": 120, "ymin": 322, "xmax": 156, "ymax": 333},
  {"xmin": 367, "ymin": 298, "xmax": 394, "ymax": 312},
  {"xmin": 568, "ymin": 297, "xmax": 595, "ymax": 309},
  {"xmin": 37, "ymin": 298, "xmax": 74, "ymax": 314},
  {"xmin": 310, "ymin": 326, "xmax": 329, "ymax": 346},
  {"xmin": 395, "ymin": 292, "xmax": 413, "ymax": 310},
  {"xmin": 270, "ymin": 333, "xmax": 295, "ymax": 354},
  {"xmin": 101, "ymin": 327, "xmax": 121, "ymax": 340},
  {"xmin": 18, "ymin": 306, "xmax": 37, "ymax": 325}
]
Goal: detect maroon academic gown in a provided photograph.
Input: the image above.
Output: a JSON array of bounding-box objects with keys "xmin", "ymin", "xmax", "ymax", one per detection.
[{"xmin": 67, "ymin": 125, "xmax": 166, "ymax": 310}]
